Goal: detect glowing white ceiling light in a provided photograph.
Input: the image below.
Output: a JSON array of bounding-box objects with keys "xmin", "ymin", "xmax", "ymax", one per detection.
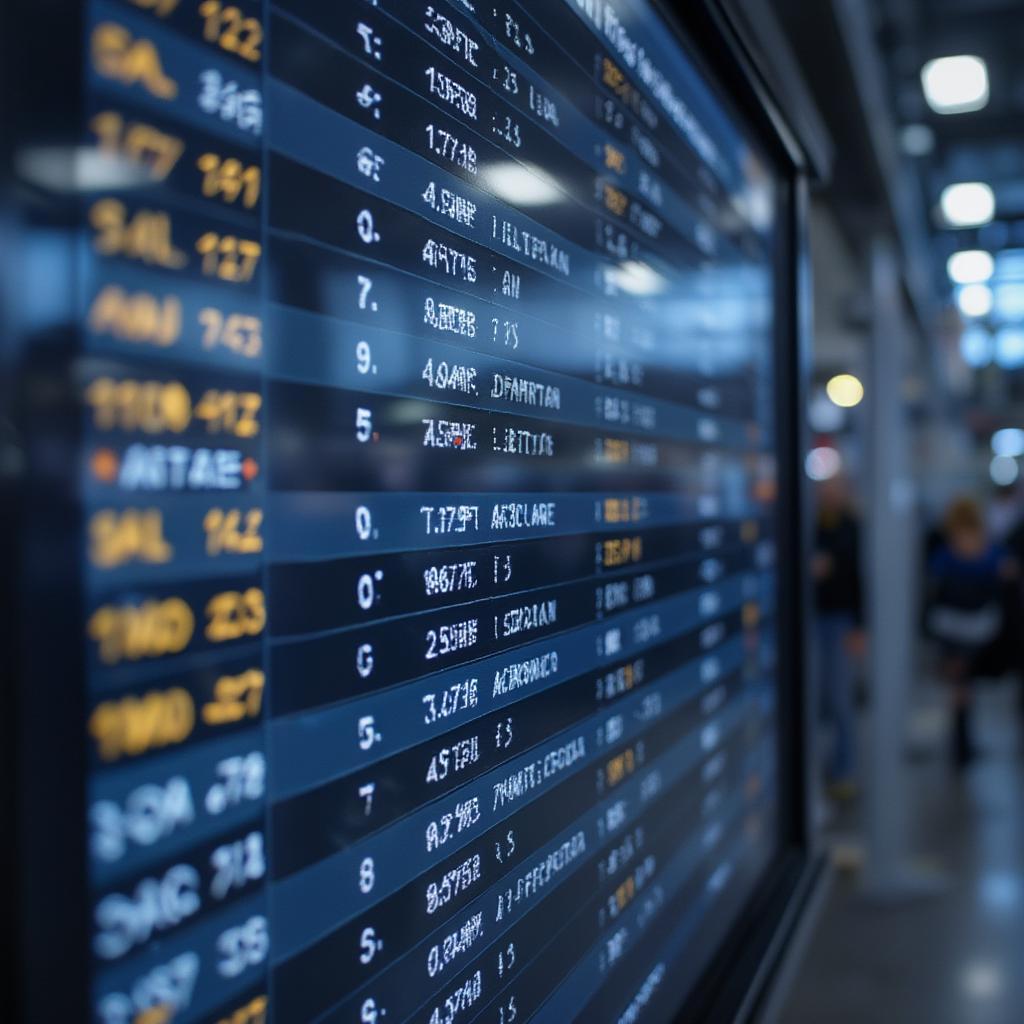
[
  {"xmin": 957, "ymin": 283, "xmax": 994, "ymax": 318},
  {"xmin": 805, "ymin": 446, "xmax": 841, "ymax": 482},
  {"xmin": 995, "ymin": 327, "xmax": 1024, "ymax": 368},
  {"xmin": 921, "ymin": 55, "xmax": 989, "ymax": 114},
  {"xmin": 990, "ymin": 455, "xmax": 1020, "ymax": 487},
  {"xmin": 947, "ymin": 250, "xmax": 994, "ymax": 285},
  {"xmin": 992, "ymin": 429, "xmax": 1024, "ymax": 458},
  {"xmin": 960, "ymin": 327, "xmax": 994, "ymax": 367},
  {"xmin": 940, "ymin": 182, "xmax": 995, "ymax": 227},
  {"xmin": 481, "ymin": 162, "xmax": 562, "ymax": 206}
]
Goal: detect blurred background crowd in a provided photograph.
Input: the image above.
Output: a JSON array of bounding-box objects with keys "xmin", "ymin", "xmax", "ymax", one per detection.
[{"xmin": 754, "ymin": 0, "xmax": 1024, "ymax": 1018}]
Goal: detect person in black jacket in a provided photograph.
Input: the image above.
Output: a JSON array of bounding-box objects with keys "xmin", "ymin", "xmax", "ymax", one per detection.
[{"xmin": 812, "ymin": 475, "xmax": 865, "ymax": 798}]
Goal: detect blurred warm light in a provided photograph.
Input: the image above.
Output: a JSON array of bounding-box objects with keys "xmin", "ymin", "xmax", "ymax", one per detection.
[
  {"xmin": 921, "ymin": 55, "xmax": 989, "ymax": 114},
  {"xmin": 995, "ymin": 327, "xmax": 1024, "ymax": 368},
  {"xmin": 825, "ymin": 374, "xmax": 864, "ymax": 408},
  {"xmin": 947, "ymin": 249, "xmax": 994, "ymax": 285},
  {"xmin": 992, "ymin": 429, "xmax": 1024, "ymax": 458},
  {"xmin": 805, "ymin": 446, "xmax": 841, "ymax": 482},
  {"xmin": 940, "ymin": 182, "xmax": 995, "ymax": 227},
  {"xmin": 989, "ymin": 455, "xmax": 1019, "ymax": 486},
  {"xmin": 957, "ymin": 283, "xmax": 994, "ymax": 318},
  {"xmin": 960, "ymin": 327, "xmax": 994, "ymax": 367}
]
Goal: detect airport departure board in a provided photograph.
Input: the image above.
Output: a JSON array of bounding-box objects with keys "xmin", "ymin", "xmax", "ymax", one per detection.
[{"xmin": 7, "ymin": 0, "xmax": 789, "ymax": 1021}]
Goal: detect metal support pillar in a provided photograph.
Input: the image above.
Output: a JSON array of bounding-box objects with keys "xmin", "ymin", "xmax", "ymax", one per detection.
[{"xmin": 862, "ymin": 238, "xmax": 936, "ymax": 898}]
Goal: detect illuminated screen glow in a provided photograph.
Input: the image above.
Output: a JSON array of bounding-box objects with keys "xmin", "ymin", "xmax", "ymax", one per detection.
[{"xmin": 8, "ymin": 1, "xmax": 786, "ymax": 1021}]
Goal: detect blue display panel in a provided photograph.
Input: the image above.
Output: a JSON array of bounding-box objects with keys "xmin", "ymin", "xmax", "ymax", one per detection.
[{"xmin": 22, "ymin": 1, "xmax": 783, "ymax": 1020}]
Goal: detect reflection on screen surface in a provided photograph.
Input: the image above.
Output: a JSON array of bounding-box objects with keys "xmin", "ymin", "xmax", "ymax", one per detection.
[{"xmin": 12, "ymin": 1, "xmax": 782, "ymax": 1021}]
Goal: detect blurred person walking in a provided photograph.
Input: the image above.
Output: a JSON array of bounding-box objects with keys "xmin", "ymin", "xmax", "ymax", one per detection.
[
  {"xmin": 926, "ymin": 498, "xmax": 1016, "ymax": 768},
  {"xmin": 812, "ymin": 476, "xmax": 864, "ymax": 799}
]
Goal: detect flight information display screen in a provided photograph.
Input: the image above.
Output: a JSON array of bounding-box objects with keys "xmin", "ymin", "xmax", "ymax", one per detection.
[{"xmin": 10, "ymin": 0, "xmax": 786, "ymax": 1021}]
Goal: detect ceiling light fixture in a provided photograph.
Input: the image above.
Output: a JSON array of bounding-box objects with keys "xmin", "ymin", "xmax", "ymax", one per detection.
[
  {"xmin": 960, "ymin": 327, "xmax": 994, "ymax": 368},
  {"xmin": 995, "ymin": 327, "xmax": 1024, "ymax": 368},
  {"xmin": 995, "ymin": 249, "xmax": 1024, "ymax": 280},
  {"xmin": 825, "ymin": 374, "xmax": 864, "ymax": 408},
  {"xmin": 957, "ymin": 283, "xmax": 994, "ymax": 318},
  {"xmin": 994, "ymin": 283, "xmax": 1024, "ymax": 321},
  {"xmin": 940, "ymin": 182, "xmax": 995, "ymax": 227},
  {"xmin": 990, "ymin": 455, "xmax": 1019, "ymax": 487},
  {"xmin": 992, "ymin": 429, "xmax": 1024, "ymax": 458},
  {"xmin": 947, "ymin": 249, "xmax": 994, "ymax": 285},
  {"xmin": 921, "ymin": 55, "xmax": 989, "ymax": 114}
]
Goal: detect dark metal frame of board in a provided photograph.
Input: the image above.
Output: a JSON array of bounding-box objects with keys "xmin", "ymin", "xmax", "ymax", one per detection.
[{"xmin": 1, "ymin": 0, "xmax": 827, "ymax": 1020}]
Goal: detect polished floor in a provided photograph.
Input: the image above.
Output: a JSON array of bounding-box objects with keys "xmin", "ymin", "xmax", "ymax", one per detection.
[{"xmin": 780, "ymin": 677, "xmax": 1024, "ymax": 1024}]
